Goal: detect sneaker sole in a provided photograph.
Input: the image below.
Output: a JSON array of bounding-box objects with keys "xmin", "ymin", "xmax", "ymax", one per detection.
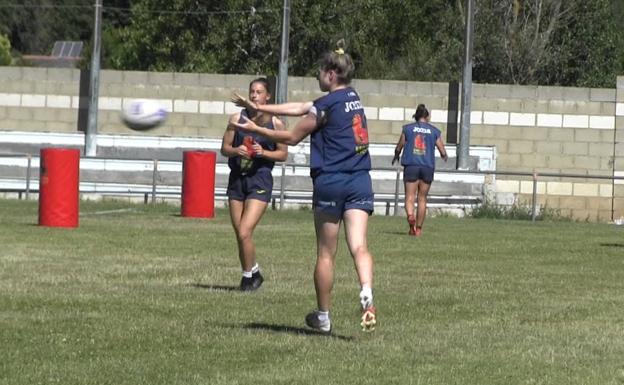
[
  {"xmin": 305, "ymin": 315, "xmax": 332, "ymax": 334},
  {"xmin": 305, "ymin": 323, "xmax": 332, "ymax": 334}
]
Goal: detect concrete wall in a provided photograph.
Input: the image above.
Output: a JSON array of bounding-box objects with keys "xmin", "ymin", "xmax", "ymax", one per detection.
[{"xmin": 0, "ymin": 66, "xmax": 622, "ymax": 221}]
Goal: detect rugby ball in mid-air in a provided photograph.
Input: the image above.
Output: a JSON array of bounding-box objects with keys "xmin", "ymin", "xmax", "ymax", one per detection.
[{"xmin": 121, "ymin": 99, "xmax": 168, "ymax": 131}]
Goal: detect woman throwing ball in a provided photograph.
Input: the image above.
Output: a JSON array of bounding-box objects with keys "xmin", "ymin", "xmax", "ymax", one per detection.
[
  {"xmin": 233, "ymin": 40, "xmax": 377, "ymax": 333},
  {"xmin": 221, "ymin": 77, "xmax": 288, "ymax": 291}
]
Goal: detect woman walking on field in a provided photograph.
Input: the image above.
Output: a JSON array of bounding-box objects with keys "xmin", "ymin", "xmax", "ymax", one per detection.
[{"xmin": 392, "ymin": 104, "xmax": 448, "ymax": 236}]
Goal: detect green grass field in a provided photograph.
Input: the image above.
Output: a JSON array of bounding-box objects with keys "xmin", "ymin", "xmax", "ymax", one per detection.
[{"xmin": 1, "ymin": 198, "xmax": 623, "ymax": 385}]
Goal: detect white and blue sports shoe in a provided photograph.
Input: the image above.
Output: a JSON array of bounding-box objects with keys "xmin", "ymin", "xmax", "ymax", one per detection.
[{"xmin": 305, "ymin": 310, "xmax": 332, "ymax": 333}]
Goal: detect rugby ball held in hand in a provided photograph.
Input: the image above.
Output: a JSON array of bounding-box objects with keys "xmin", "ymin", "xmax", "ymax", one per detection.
[{"xmin": 121, "ymin": 99, "xmax": 168, "ymax": 131}]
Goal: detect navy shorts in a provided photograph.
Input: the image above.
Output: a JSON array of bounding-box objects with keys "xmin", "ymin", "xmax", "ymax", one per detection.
[
  {"xmin": 312, "ymin": 170, "xmax": 374, "ymax": 218},
  {"xmin": 227, "ymin": 170, "xmax": 273, "ymax": 202},
  {"xmin": 404, "ymin": 166, "xmax": 434, "ymax": 184}
]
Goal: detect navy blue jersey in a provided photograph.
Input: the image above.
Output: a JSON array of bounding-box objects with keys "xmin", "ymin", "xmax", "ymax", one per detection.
[
  {"xmin": 400, "ymin": 121, "xmax": 441, "ymax": 169},
  {"xmin": 309, "ymin": 87, "xmax": 371, "ymax": 176},
  {"xmin": 228, "ymin": 109, "xmax": 277, "ymax": 175}
]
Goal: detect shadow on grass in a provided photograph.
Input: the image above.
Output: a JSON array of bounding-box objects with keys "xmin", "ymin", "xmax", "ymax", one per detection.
[
  {"xmin": 243, "ymin": 322, "xmax": 354, "ymax": 341},
  {"xmin": 600, "ymin": 243, "xmax": 624, "ymax": 248},
  {"xmin": 190, "ymin": 283, "xmax": 240, "ymax": 292},
  {"xmin": 380, "ymin": 230, "xmax": 413, "ymax": 236}
]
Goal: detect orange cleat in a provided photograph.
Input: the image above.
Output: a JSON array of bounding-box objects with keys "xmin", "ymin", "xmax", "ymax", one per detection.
[{"xmin": 360, "ymin": 306, "xmax": 377, "ymax": 332}]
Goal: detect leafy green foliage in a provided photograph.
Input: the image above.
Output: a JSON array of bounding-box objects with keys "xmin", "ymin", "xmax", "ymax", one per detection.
[
  {"xmin": 104, "ymin": 0, "xmax": 624, "ymax": 86},
  {"xmin": 469, "ymin": 199, "xmax": 572, "ymax": 221},
  {"xmin": 105, "ymin": 0, "xmax": 283, "ymax": 74},
  {"xmin": 0, "ymin": 33, "xmax": 11, "ymax": 65},
  {"xmin": 473, "ymin": 0, "xmax": 624, "ymax": 87},
  {"xmin": 0, "ymin": 0, "xmax": 93, "ymax": 56},
  {"xmin": 0, "ymin": 0, "xmax": 622, "ymax": 86},
  {"xmin": 469, "ymin": 199, "xmax": 533, "ymax": 220}
]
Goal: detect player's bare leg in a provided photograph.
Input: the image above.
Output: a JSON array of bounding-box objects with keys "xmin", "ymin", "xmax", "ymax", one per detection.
[
  {"xmin": 229, "ymin": 198, "xmax": 268, "ymax": 291},
  {"xmin": 415, "ymin": 180, "xmax": 431, "ymax": 237},
  {"xmin": 404, "ymin": 181, "xmax": 418, "ymax": 235},
  {"xmin": 343, "ymin": 209, "xmax": 376, "ymax": 332},
  {"xmin": 305, "ymin": 211, "xmax": 340, "ymax": 333}
]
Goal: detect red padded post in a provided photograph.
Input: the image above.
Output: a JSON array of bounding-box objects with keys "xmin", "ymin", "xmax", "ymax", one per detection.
[
  {"xmin": 38, "ymin": 148, "xmax": 80, "ymax": 228},
  {"xmin": 181, "ymin": 151, "xmax": 216, "ymax": 218}
]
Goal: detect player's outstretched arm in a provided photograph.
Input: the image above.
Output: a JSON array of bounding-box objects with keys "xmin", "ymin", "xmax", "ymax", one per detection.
[
  {"xmin": 232, "ymin": 92, "xmax": 313, "ymax": 117},
  {"xmin": 234, "ymin": 114, "xmax": 317, "ymax": 146}
]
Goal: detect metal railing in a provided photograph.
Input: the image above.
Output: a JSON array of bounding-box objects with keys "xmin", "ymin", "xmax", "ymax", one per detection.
[{"xmin": 1, "ymin": 152, "xmax": 623, "ymax": 220}]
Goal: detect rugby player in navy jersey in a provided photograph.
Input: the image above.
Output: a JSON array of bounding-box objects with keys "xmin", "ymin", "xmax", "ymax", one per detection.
[
  {"xmin": 392, "ymin": 104, "xmax": 448, "ymax": 236},
  {"xmin": 221, "ymin": 78, "xmax": 288, "ymax": 291},
  {"xmin": 232, "ymin": 40, "xmax": 377, "ymax": 333}
]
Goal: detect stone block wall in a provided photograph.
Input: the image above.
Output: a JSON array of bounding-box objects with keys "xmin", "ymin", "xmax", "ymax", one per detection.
[{"xmin": 0, "ymin": 66, "xmax": 622, "ymax": 221}]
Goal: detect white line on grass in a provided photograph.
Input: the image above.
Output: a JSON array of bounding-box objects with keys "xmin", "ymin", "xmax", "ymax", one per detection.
[{"xmin": 79, "ymin": 208, "xmax": 139, "ymax": 216}]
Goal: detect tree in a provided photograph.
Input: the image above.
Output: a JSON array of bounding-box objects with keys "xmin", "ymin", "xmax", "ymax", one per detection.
[
  {"xmin": 0, "ymin": 0, "xmax": 92, "ymax": 56},
  {"xmin": 1, "ymin": 0, "xmax": 622, "ymax": 87},
  {"xmin": 473, "ymin": 0, "xmax": 623, "ymax": 87},
  {"xmin": 105, "ymin": 0, "xmax": 283, "ymax": 74},
  {"xmin": 551, "ymin": 0, "xmax": 622, "ymax": 87}
]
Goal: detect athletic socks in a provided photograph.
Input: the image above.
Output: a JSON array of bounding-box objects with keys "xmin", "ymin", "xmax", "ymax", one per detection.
[
  {"xmin": 316, "ymin": 310, "xmax": 330, "ymax": 322},
  {"xmin": 242, "ymin": 263, "xmax": 260, "ymax": 278},
  {"xmin": 359, "ymin": 286, "xmax": 373, "ymax": 309}
]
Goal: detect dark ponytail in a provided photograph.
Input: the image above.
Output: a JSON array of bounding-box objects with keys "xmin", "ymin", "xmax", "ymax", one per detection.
[{"xmin": 412, "ymin": 104, "xmax": 429, "ymax": 121}]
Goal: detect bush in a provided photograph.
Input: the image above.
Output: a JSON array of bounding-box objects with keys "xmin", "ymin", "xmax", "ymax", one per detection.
[
  {"xmin": 0, "ymin": 34, "xmax": 11, "ymax": 65},
  {"xmin": 469, "ymin": 200, "xmax": 532, "ymax": 220},
  {"xmin": 468, "ymin": 199, "xmax": 572, "ymax": 222}
]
